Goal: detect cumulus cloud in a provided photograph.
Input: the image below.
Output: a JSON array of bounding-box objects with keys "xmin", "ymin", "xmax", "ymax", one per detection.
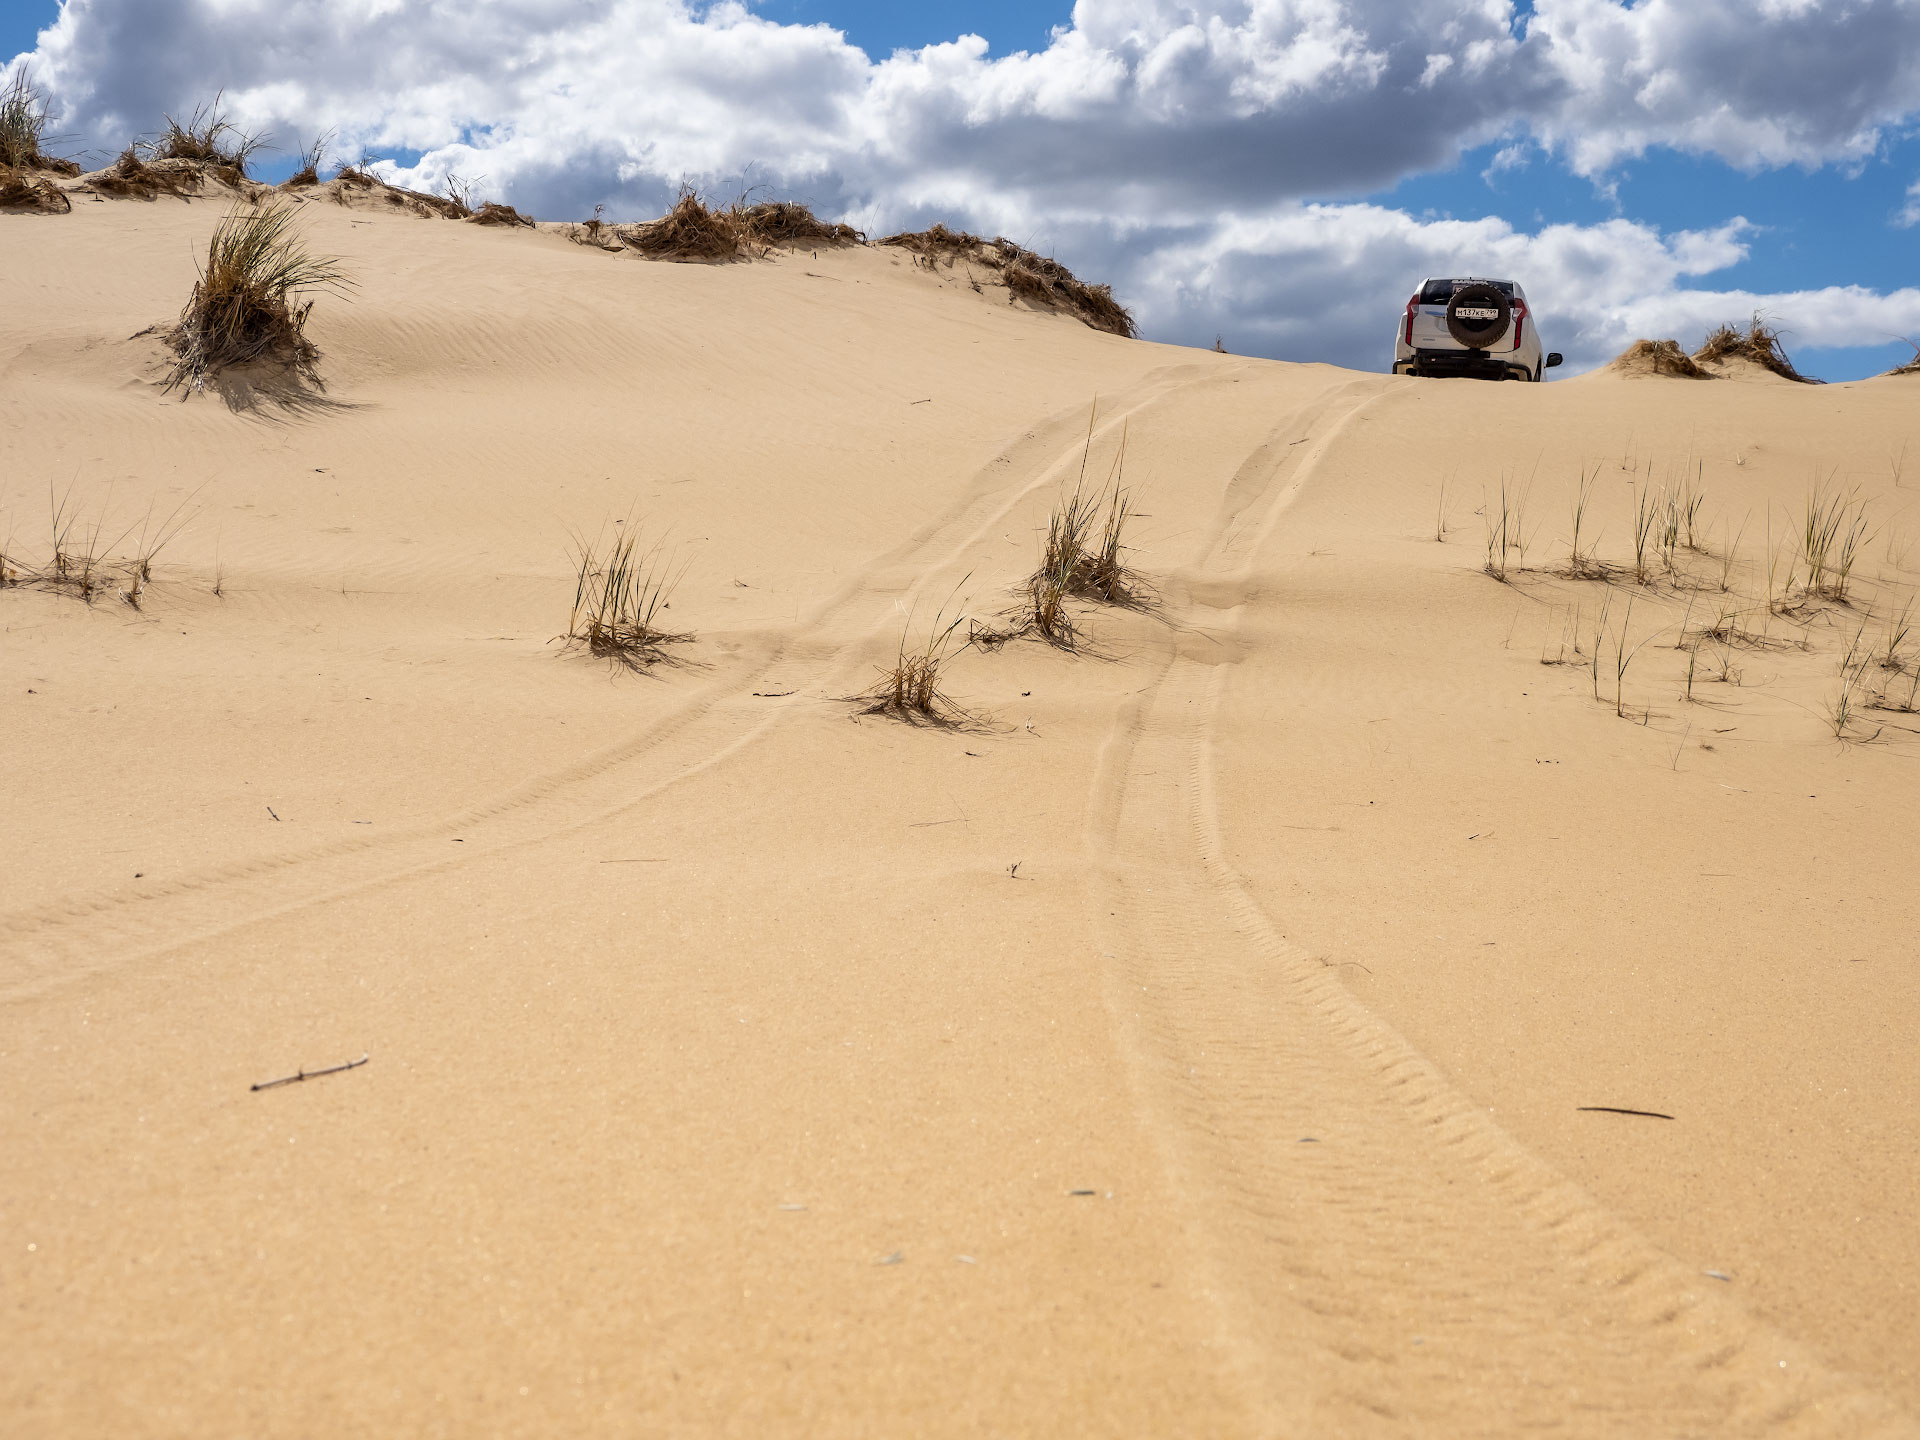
[{"xmin": 10, "ymin": 0, "xmax": 1920, "ymax": 373}]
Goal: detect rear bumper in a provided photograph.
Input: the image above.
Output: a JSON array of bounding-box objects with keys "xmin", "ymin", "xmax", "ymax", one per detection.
[{"xmin": 1397, "ymin": 348, "xmax": 1530, "ymax": 381}]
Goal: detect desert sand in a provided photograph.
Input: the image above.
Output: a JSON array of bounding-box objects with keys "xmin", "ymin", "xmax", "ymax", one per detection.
[{"xmin": 4, "ymin": 179, "xmax": 1919, "ymax": 1437}]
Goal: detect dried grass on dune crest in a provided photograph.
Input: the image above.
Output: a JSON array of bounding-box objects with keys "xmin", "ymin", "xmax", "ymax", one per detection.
[
  {"xmin": 1611, "ymin": 339, "xmax": 1713, "ymax": 379},
  {"xmin": 281, "ymin": 132, "xmax": 332, "ymax": 189},
  {"xmin": 732, "ymin": 199, "xmax": 862, "ymax": 247},
  {"xmin": 1693, "ymin": 316, "xmax": 1818, "ymax": 383},
  {"xmin": 620, "ymin": 188, "xmax": 866, "ymax": 260},
  {"xmin": 0, "ymin": 68, "xmax": 76, "ymax": 174},
  {"xmin": 879, "ymin": 227, "xmax": 1136, "ymax": 338},
  {"xmin": 621, "ymin": 188, "xmax": 747, "ymax": 260},
  {"xmin": 149, "ymin": 94, "xmax": 266, "ymax": 184},
  {"xmin": 86, "ymin": 148, "xmax": 188, "ymax": 200},
  {"xmin": 1, "ymin": 69, "xmax": 77, "ymax": 210},
  {"xmin": 162, "ymin": 196, "xmax": 353, "ymax": 394}
]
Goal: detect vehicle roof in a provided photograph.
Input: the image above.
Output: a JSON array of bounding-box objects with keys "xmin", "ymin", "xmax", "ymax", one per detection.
[{"xmin": 1420, "ymin": 276, "xmax": 1526, "ymax": 294}]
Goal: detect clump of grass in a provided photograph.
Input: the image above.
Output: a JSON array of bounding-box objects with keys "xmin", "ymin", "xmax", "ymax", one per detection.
[
  {"xmin": 856, "ymin": 593, "xmax": 976, "ymax": 727},
  {"xmin": 1694, "ymin": 316, "xmax": 1818, "ymax": 383},
  {"xmin": 439, "ymin": 172, "xmax": 478, "ymax": 218},
  {"xmin": 1886, "ymin": 341, "xmax": 1920, "ymax": 378},
  {"xmin": 87, "ymin": 147, "xmax": 184, "ymax": 200},
  {"xmin": 281, "ymin": 131, "xmax": 332, "ymax": 189},
  {"xmin": 469, "ymin": 200, "xmax": 534, "ymax": 227},
  {"xmin": 981, "ymin": 408, "xmax": 1152, "ymax": 649},
  {"xmin": 1880, "ymin": 596, "xmax": 1914, "ymax": 670},
  {"xmin": 1613, "ymin": 339, "xmax": 1713, "ymax": 379},
  {"xmin": 566, "ymin": 204, "xmax": 622, "ymax": 251},
  {"xmin": 732, "ymin": 200, "xmax": 861, "ymax": 247},
  {"xmin": 621, "ymin": 187, "xmax": 743, "ymax": 260},
  {"xmin": 1608, "ymin": 595, "xmax": 1656, "ymax": 721},
  {"xmin": 1483, "ymin": 475, "xmax": 1529, "ymax": 582},
  {"xmin": 1827, "ymin": 645, "xmax": 1879, "ymax": 740},
  {"xmin": 11, "ymin": 486, "xmax": 194, "ymax": 605},
  {"xmin": 1560, "ymin": 464, "xmax": 1609, "ymax": 578},
  {"xmin": 1798, "ymin": 479, "xmax": 1872, "ymax": 603},
  {"xmin": 0, "ymin": 163, "xmax": 69, "ymax": 212},
  {"xmin": 151, "ymin": 93, "xmax": 265, "ymax": 182},
  {"xmin": 879, "ymin": 228, "xmax": 1136, "ymax": 337},
  {"xmin": 1, "ymin": 68, "xmax": 76, "ymax": 174},
  {"xmin": 162, "ymin": 196, "xmax": 353, "ymax": 394},
  {"xmin": 1631, "ymin": 483, "xmax": 1660, "ymax": 585},
  {"xmin": 564, "ymin": 524, "xmax": 692, "ymax": 669}
]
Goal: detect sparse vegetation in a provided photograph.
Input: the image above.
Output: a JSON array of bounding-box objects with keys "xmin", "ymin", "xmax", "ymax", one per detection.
[
  {"xmin": 1614, "ymin": 339, "xmax": 1712, "ymax": 379},
  {"xmin": 1, "ymin": 68, "xmax": 74, "ymax": 173},
  {"xmin": 622, "ymin": 187, "xmax": 747, "ymax": 260},
  {"xmin": 1560, "ymin": 464, "xmax": 1608, "ymax": 578},
  {"xmin": 563, "ymin": 523, "xmax": 692, "ymax": 669},
  {"xmin": 1482, "ymin": 476, "xmax": 1528, "ymax": 582},
  {"xmin": 1694, "ymin": 316, "xmax": 1818, "ymax": 383},
  {"xmin": 880, "ymin": 227, "xmax": 1136, "ymax": 337},
  {"xmin": 4, "ymin": 487, "xmax": 194, "ymax": 605},
  {"xmin": 90, "ymin": 146, "xmax": 186, "ymax": 200},
  {"xmin": 162, "ymin": 196, "xmax": 353, "ymax": 394},
  {"xmin": 856, "ymin": 594, "xmax": 975, "ymax": 727},
  {"xmin": 282, "ymin": 132, "xmax": 332, "ymax": 188},
  {"xmin": 1797, "ymin": 479, "xmax": 1872, "ymax": 604},
  {"xmin": 469, "ymin": 200, "xmax": 534, "ymax": 227},
  {"xmin": 150, "ymin": 94, "xmax": 266, "ymax": 182},
  {"xmin": 733, "ymin": 200, "xmax": 861, "ymax": 247}
]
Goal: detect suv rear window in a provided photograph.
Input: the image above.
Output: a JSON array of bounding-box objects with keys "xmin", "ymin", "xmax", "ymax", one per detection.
[{"xmin": 1420, "ymin": 279, "xmax": 1515, "ymax": 305}]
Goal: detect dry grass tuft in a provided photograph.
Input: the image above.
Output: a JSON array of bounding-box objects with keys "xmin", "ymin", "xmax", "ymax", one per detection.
[
  {"xmin": 1, "ymin": 68, "xmax": 76, "ymax": 174},
  {"xmin": 1614, "ymin": 339, "xmax": 1713, "ymax": 378},
  {"xmin": 621, "ymin": 187, "xmax": 744, "ymax": 261},
  {"xmin": 281, "ymin": 132, "xmax": 332, "ymax": 189},
  {"xmin": 733, "ymin": 200, "xmax": 862, "ymax": 247},
  {"xmin": 162, "ymin": 196, "xmax": 353, "ymax": 394},
  {"xmin": 151, "ymin": 93, "xmax": 265, "ymax": 183},
  {"xmin": 7, "ymin": 487, "xmax": 195, "ymax": 605},
  {"xmin": 566, "ymin": 205, "xmax": 623, "ymax": 251},
  {"xmin": 1886, "ymin": 340, "xmax": 1920, "ymax": 378},
  {"xmin": 0, "ymin": 163, "xmax": 70, "ymax": 212},
  {"xmin": 89, "ymin": 147, "xmax": 187, "ymax": 200},
  {"xmin": 856, "ymin": 593, "xmax": 977, "ymax": 727},
  {"xmin": 564, "ymin": 524, "xmax": 693, "ymax": 669},
  {"xmin": 469, "ymin": 199, "xmax": 534, "ymax": 227},
  {"xmin": 1694, "ymin": 316, "xmax": 1818, "ymax": 383},
  {"xmin": 975, "ymin": 406, "xmax": 1152, "ymax": 649},
  {"xmin": 879, "ymin": 228, "xmax": 1136, "ymax": 338}
]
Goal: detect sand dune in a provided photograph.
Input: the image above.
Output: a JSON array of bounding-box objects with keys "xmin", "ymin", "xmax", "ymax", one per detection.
[{"xmin": 4, "ymin": 189, "xmax": 1919, "ymax": 1436}]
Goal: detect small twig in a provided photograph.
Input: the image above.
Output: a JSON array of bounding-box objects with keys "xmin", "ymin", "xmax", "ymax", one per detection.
[
  {"xmin": 1576, "ymin": 1105, "xmax": 1673, "ymax": 1120},
  {"xmin": 251, "ymin": 1053, "xmax": 368, "ymax": 1092},
  {"xmin": 266, "ymin": 806, "xmax": 280, "ymax": 821}
]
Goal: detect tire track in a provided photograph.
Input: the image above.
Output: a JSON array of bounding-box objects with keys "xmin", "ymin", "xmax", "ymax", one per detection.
[{"xmin": 1078, "ymin": 385, "xmax": 1915, "ymax": 1435}]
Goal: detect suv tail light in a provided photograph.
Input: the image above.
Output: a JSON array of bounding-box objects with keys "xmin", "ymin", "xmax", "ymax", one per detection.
[
  {"xmin": 1512, "ymin": 299, "xmax": 1527, "ymax": 350},
  {"xmin": 1403, "ymin": 294, "xmax": 1420, "ymax": 347}
]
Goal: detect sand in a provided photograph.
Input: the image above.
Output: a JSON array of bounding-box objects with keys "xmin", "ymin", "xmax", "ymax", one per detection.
[{"xmin": 4, "ymin": 185, "xmax": 1919, "ymax": 1437}]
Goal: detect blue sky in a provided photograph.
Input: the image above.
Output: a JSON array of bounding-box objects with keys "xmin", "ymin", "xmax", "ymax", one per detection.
[{"xmin": 9, "ymin": 1, "xmax": 1920, "ymax": 378}]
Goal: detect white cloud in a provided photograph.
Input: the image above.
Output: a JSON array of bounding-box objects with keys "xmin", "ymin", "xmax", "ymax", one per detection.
[{"xmin": 10, "ymin": 0, "xmax": 1920, "ymax": 374}]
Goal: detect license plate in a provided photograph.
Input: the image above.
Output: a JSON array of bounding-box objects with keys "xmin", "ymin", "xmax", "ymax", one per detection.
[{"xmin": 1457, "ymin": 307, "xmax": 1499, "ymax": 320}]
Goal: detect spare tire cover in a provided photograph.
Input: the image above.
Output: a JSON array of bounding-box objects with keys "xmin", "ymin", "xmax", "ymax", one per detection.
[{"xmin": 1445, "ymin": 282, "xmax": 1511, "ymax": 349}]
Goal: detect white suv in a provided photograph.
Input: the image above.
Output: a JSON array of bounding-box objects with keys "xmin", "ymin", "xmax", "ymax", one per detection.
[{"xmin": 1392, "ymin": 277, "xmax": 1562, "ymax": 381}]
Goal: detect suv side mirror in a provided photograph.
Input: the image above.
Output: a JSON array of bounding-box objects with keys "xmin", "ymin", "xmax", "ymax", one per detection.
[{"xmin": 1545, "ymin": 352, "xmax": 1564, "ymax": 368}]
